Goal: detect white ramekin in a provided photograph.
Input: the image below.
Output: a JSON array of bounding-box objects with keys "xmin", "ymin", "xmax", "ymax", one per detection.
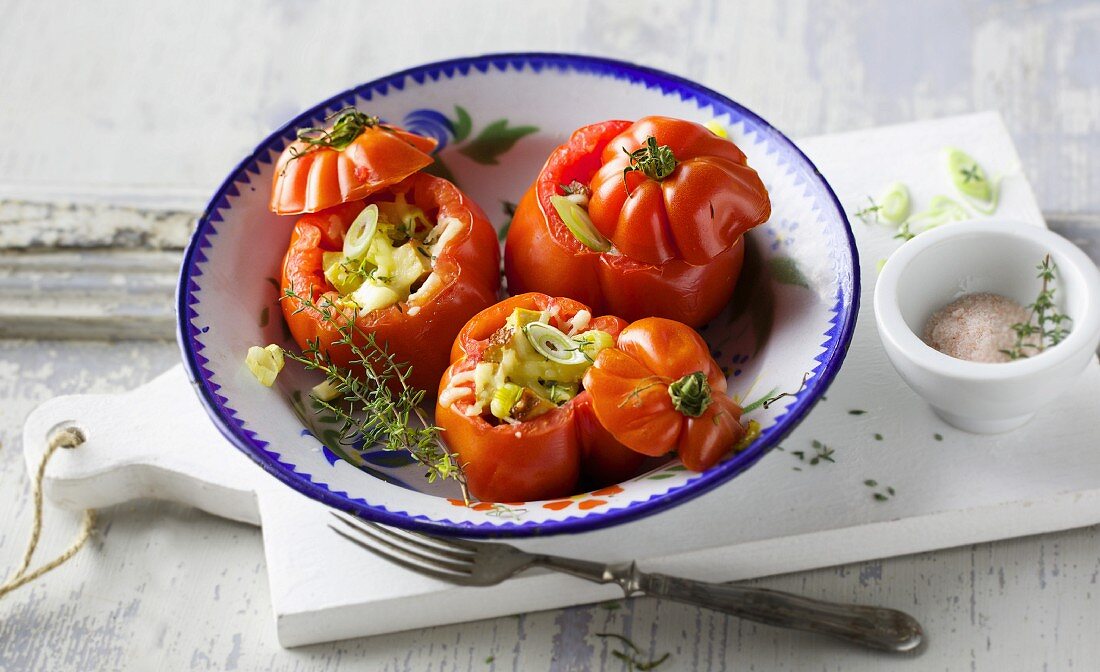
[{"xmin": 874, "ymin": 219, "xmax": 1100, "ymax": 433}]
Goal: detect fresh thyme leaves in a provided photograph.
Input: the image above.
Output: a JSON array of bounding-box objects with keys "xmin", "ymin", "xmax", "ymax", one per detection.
[
  {"xmin": 865, "ymin": 479, "xmax": 895, "ymax": 501},
  {"xmin": 595, "ymin": 633, "xmax": 670, "ymax": 671},
  {"xmin": 280, "ymin": 288, "xmax": 469, "ymax": 501},
  {"xmin": 761, "ymin": 372, "xmax": 811, "ymax": 410},
  {"xmin": 1001, "ymin": 254, "xmax": 1072, "ymax": 360},
  {"xmin": 280, "ymin": 108, "xmax": 383, "ymax": 175},
  {"xmin": 853, "ymin": 197, "xmax": 882, "ymax": 225},
  {"xmin": 622, "ymin": 136, "xmax": 678, "ymax": 192},
  {"xmin": 791, "ymin": 439, "xmax": 835, "ymax": 466},
  {"xmin": 874, "ymin": 433, "xmax": 884, "ymax": 441},
  {"xmin": 934, "ymin": 433, "xmax": 943, "ymax": 441},
  {"xmin": 600, "ymin": 601, "xmax": 622, "ymax": 611},
  {"xmin": 848, "ymin": 409, "xmax": 867, "ymax": 416},
  {"xmin": 297, "ymin": 108, "xmax": 380, "ymax": 152}
]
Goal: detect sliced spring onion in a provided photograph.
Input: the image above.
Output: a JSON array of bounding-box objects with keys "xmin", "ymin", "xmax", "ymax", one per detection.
[
  {"xmin": 944, "ymin": 148, "xmax": 992, "ymax": 203},
  {"xmin": 522, "ymin": 321, "xmax": 589, "ymax": 366},
  {"xmin": 877, "ymin": 182, "xmax": 910, "ymax": 225},
  {"xmin": 549, "ymin": 195, "xmax": 612, "ymax": 253},
  {"xmin": 490, "ymin": 382, "xmax": 523, "ymax": 420},
  {"xmin": 343, "ymin": 204, "xmax": 380, "ymax": 258},
  {"xmin": 572, "ymin": 329, "xmax": 614, "ymax": 362},
  {"xmin": 245, "ymin": 344, "xmax": 284, "ymax": 387}
]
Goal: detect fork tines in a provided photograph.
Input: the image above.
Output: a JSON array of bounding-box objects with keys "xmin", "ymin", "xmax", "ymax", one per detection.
[{"xmin": 328, "ymin": 512, "xmax": 480, "ymax": 584}]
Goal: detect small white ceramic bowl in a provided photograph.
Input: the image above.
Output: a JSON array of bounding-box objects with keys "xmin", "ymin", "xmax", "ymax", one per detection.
[{"xmin": 875, "ymin": 219, "xmax": 1100, "ymax": 433}]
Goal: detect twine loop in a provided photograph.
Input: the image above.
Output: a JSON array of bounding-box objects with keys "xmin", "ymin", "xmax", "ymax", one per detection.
[{"xmin": 0, "ymin": 426, "xmax": 97, "ymax": 599}]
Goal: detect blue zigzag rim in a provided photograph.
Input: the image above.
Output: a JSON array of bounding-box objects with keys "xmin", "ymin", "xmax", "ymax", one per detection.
[{"xmin": 176, "ymin": 52, "xmax": 860, "ymax": 538}]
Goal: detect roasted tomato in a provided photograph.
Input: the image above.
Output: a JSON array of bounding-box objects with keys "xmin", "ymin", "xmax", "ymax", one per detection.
[
  {"xmin": 505, "ymin": 116, "xmax": 770, "ymax": 327},
  {"xmin": 281, "ymin": 173, "xmax": 500, "ymax": 393},
  {"xmin": 583, "ymin": 317, "xmax": 746, "ymax": 472},
  {"xmin": 270, "ymin": 109, "xmax": 438, "ymax": 215},
  {"xmin": 436, "ymin": 293, "xmax": 644, "ymax": 502}
]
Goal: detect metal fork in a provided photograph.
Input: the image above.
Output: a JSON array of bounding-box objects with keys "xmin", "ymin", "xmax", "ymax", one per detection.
[{"xmin": 329, "ymin": 513, "xmax": 924, "ymax": 653}]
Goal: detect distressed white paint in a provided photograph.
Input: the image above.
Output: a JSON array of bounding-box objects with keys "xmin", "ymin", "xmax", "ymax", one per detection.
[{"xmin": 2, "ymin": 0, "xmax": 1100, "ymax": 670}]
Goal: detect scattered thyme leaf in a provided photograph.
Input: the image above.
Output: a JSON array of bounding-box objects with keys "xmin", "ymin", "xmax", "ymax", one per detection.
[
  {"xmin": 873, "ymin": 493, "xmax": 889, "ymax": 502},
  {"xmin": 864, "ymin": 479, "xmax": 878, "ymax": 487},
  {"xmin": 848, "ymin": 409, "xmax": 867, "ymax": 416},
  {"xmin": 934, "ymin": 433, "xmax": 943, "ymax": 441},
  {"xmin": 874, "ymin": 433, "xmax": 883, "ymax": 441},
  {"xmin": 597, "ymin": 633, "xmax": 670, "ymax": 671},
  {"xmin": 595, "ymin": 633, "xmax": 640, "ymax": 653}
]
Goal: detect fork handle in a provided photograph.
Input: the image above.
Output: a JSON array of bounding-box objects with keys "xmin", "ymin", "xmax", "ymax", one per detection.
[{"xmin": 638, "ymin": 572, "xmax": 923, "ymax": 653}]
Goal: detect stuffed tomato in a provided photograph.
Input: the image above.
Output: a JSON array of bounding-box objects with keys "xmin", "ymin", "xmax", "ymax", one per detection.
[
  {"xmin": 281, "ymin": 172, "xmax": 501, "ymax": 393},
  {"xmin": 436, "ymin": 293, "xmax": 646, "ymax": 502},
  {"xmin": 505, "ymin": 116, "xmax": 771, "ymax": 327}
]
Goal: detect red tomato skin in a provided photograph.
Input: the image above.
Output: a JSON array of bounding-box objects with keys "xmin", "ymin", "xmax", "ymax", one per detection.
[
  {"xmin": 505, "ymin": 117, "xmax": 767, "ymax": 327},
  {"xmin": 281, "ymin": 173, "xmax": 500, "ymax": 394},
  {"xmin": 271, "ymin": 124, "xmax": 437, "ymax": 215}
]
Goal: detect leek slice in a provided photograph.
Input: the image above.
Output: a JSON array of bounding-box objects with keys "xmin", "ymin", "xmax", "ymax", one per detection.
[
  {"xmin": 523, "ymin": 322, "xmax": 589, "ymax": 366},
  {"xmin": 549, "ymin": 195, "xmax": 611, "ymax": 253},
  {"xmin": 344, "ymin": 204, "xmax": 379, "ymax": 258}
]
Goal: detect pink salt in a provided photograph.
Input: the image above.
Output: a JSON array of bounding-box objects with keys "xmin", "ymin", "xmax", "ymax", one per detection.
[{"xmin": 922, "ymin": 292, "xmax": 1034, "ymax": 363}]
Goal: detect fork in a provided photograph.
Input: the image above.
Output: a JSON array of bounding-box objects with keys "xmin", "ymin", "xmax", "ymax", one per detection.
[{"xmin": 329, "ymin": 513, "xmax": 924, "ymax": 653}]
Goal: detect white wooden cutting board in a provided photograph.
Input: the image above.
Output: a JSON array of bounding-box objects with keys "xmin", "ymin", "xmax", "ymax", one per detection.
[{"xmin": 22, "ymin": 112, "xmax": 1100, "ymax": 648}]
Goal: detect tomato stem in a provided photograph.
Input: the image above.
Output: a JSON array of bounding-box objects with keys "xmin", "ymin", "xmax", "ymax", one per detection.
[
  {"xmin": 621, "ymin": 136, "xmax": 678, "ymax": 191},
  {"xmin": 668, "ymin": 371, "xmax": 713, "ymax": 417}
]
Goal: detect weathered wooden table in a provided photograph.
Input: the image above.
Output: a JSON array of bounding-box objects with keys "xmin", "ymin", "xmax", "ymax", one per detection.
[{"xmin": 2, "ymin": 1, "xmax": 1099, "ymax": 669}]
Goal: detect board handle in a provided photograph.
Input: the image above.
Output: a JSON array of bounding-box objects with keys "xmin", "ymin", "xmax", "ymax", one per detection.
[{"xmin": 21, "ymin": 364, "xmax": 265, "ymax": 525}]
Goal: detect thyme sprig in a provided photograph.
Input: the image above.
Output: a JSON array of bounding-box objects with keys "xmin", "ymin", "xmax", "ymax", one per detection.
[
  {"xmin": 296, "ymin": 108, "xmax": 381, "ymax": 152},
  {"xmin": 281, "ymin": 288, "xmax": 469, "ymax": 501},
  {"xmin": 283, "ymin": 108, "xmax": 383, "ymax": 173},
  {"xmin": 1001, "ymin": 254, "xmax": 1072, "ymax": 360}
]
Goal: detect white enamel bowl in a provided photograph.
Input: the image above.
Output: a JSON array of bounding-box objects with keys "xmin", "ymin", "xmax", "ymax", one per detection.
[{"xmin": 177, "ymin": 53, "xmax": 859, "ymax": 537}]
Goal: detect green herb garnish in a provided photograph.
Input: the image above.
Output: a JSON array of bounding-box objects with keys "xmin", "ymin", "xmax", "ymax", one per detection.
[
  {"xmin": 595, "ymin": 633, "xmax": 671, "ymax": 671},
  {"xmin": 279, "ymin": 288, "xmax": 469, "ymax": 500},
  {"xmin": 1001, "ymin": 254, "xmax": 1072, "ymax": 360}
]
